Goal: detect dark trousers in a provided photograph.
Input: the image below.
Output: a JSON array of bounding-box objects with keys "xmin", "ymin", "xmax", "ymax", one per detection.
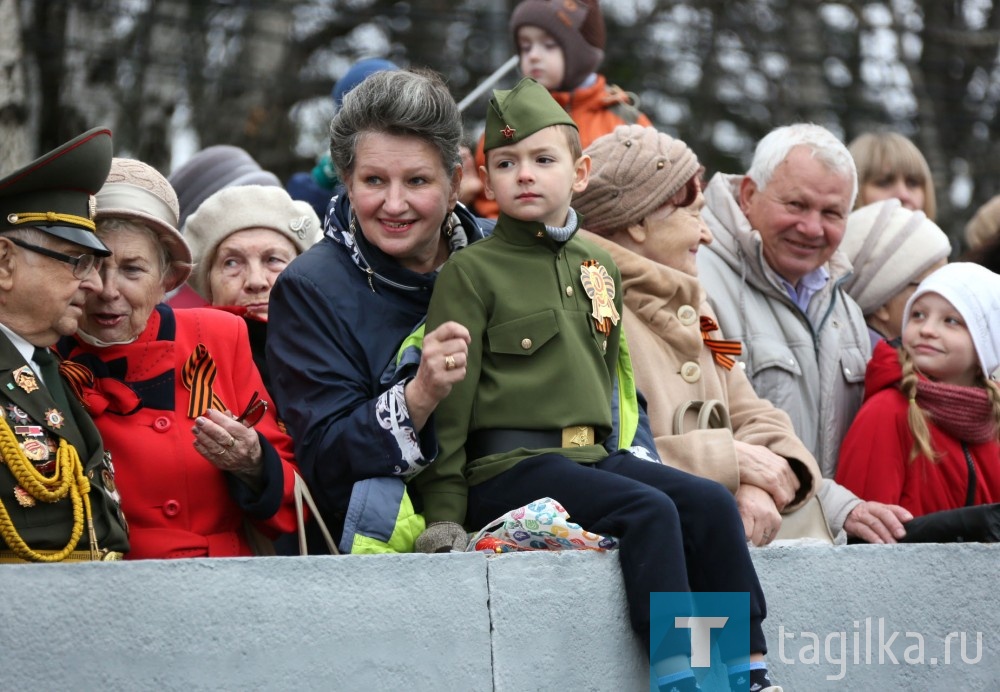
[{"xmin": 467, "ymin": 450, "xmax": 767, "ymax": 659}]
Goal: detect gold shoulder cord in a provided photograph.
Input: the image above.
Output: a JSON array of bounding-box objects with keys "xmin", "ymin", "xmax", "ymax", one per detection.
[
  {"xmin": 7, "ymin": 211, "xmax": 97, "ymax": 231},
  {"xmin": 0, "ymin": 417, "xmax": 96, "ymax": 562}
]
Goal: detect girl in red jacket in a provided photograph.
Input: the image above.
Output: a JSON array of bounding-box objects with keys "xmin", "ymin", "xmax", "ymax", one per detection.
[{"xmin": 836, "ymin": 263, "xmax": 1000, "ymax": 518}]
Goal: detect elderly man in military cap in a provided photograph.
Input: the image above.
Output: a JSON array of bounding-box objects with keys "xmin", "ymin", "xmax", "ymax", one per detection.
[{"xmin": 0, "ymin": 127, "xmax": 129, "ymax": 562}]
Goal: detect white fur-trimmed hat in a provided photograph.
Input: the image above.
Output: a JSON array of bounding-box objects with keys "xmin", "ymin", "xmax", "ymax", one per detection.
[
  {"xmin": 841, "ymin": 199, "xmax": 951, "ymax": 315},
  {"xmin": 183, "ymin": 185, "xmax": 322, "ymax": 300},
  {"xmin": 903, "ymin": 262, "xmax": 1000, "ymax": 382}
]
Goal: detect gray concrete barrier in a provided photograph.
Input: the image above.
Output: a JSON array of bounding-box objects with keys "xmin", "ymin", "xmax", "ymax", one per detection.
[{"xmin": 1, "ymin": 545, "xmax": 998, "ymax": 690}]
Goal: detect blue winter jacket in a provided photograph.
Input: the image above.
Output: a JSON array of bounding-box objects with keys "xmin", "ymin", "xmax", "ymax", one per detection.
[{"xmin": 267, "ymin": 192, "xmax": 491, "ymax": 553}]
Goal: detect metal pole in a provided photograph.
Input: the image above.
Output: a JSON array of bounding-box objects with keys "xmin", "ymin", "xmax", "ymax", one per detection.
[{"xmin": 457, "ymin": 56, "xmax": 520, "ymax": 113}]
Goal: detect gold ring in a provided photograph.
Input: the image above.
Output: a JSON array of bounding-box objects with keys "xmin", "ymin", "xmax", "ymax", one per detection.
[
  {"xmin": 226, "ymin": 436, "xmax": 237, "ymax": 449},
  {"xmin": 444, "ymin": 354, "xmax": 457, "ymax": 371}
]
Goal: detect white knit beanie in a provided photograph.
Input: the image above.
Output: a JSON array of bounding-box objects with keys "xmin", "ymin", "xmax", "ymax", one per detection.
[
  {"xmin": 903, "ymin": 262, "xmax": 1000, "ymax": 382},
  {"xmin": 841, "ymin": 199, "xmax": 952, "ymax": 315},
  {"xmin": 183, "ymin": 185, "xmax": 322, "ymax": 300}
]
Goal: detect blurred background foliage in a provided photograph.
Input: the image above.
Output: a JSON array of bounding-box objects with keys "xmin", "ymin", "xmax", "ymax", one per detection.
[{"xmin": 2, "ymin": 0, "xmax": 999, "ymax": 246}]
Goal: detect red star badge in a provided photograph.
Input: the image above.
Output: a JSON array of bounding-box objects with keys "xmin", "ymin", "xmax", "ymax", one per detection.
[{"xmin": 500, "ymin": 125, "xmax": 516, "ymax": 139}]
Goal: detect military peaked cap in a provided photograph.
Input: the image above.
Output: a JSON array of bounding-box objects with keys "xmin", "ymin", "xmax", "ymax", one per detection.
[{"xmin": 0, "ymin": 127, "xmax": 113, "ymax": 256}]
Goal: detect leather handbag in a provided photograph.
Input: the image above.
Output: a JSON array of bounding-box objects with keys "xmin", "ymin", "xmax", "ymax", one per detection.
[
  {"xmin": 899, "ymin": 503, "xmax": 1000, "ymax": 543},
  {"xmin": 674, "ymin": 399, "xmax": 833, "ymax": 544}
]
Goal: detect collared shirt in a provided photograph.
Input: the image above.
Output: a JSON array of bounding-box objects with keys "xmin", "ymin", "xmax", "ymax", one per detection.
[
  {"xmin": 0, "ymin": 322, "xmax": 49, "ymax": 387},
  {"xmin": 780, "ymin": 265, "xmax": 830, "ymax": 317}
]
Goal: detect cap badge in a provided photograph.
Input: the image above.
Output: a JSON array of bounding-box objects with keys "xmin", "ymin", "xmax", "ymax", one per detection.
[
  {"xmin": 88, "ymin": 194, "xmax": 97, "ymax": 221},
  {"xmin": 500, "ymin": 125, "xmax": 516, "ymax": 140},
  {"xmin": 580, "ymin": 260, "xmax": 620, "ymax": 336}
]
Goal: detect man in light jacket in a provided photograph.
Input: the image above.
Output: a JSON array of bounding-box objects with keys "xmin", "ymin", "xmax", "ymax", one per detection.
[{"xmin": 697, "ymin": 123, "xmax": 912, "ymax": 543}]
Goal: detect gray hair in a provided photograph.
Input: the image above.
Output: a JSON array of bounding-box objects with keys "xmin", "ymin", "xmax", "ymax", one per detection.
[
  {"xmin": 747, "ymin": 123, "xmax": 858, "ymax": 209},
  {"xmin": 329, "ymin": 69, "xmax": 463, "ymax": 181},
  {"xmin": 96, "ymin": 217, "xmax": 172, "ymax": 281}
]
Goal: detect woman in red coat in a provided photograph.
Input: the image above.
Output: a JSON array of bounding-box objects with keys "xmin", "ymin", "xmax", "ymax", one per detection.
[{"xmin": 57, "ymin": 158, "xmax": 299, "ymax": 559}]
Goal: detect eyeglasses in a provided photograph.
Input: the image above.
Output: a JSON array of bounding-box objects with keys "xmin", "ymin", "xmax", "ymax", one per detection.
[
  {"xmin": 236, "ymin": 390, "xmax": 269, "ymax": 428},
  {"xmin": 6, "ymin": 237, "xmax": 103, "ymax": 279}
]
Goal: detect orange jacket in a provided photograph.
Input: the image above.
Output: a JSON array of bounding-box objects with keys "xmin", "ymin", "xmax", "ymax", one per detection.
[{"xmin": 472, "ymin": 74, "xmax": 652, "ymax": 219}]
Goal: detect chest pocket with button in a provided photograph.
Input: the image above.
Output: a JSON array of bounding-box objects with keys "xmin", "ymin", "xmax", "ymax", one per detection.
[
  {"xmin": 839, "ymin": 346, "xmax": 867, "ymax": 385},
  {"xmin": 487, "ymin": 310, "xmax": 559, "ymax": 356},
  {"xmin": 745, "ymin": 336, "xmax": 803, "ymax": 414}
]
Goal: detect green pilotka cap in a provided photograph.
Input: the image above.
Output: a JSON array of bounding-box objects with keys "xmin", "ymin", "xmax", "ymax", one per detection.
[
  {"xmin": 483, "ymin": 77, "xmax": 577, "ymax": 152},
  {"xmin": 0, "ymin": 127, "xmax": 113, "ymax": 256}
]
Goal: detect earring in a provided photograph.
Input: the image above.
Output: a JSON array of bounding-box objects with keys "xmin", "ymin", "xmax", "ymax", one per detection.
[{"xmin": 441, "ymin": 211, "xmax": 457, "ymax": 238}]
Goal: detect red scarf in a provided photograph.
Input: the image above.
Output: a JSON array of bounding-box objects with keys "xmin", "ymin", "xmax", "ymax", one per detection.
[{"xmin": 914, "ymin": 378, "xmax": 999, "ymax": 444}]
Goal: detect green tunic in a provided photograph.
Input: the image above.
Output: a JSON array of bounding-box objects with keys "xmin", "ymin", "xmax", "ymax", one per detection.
[{"xmin": 414, "ymin": 214, "xmax": 624, "ymax": 525}]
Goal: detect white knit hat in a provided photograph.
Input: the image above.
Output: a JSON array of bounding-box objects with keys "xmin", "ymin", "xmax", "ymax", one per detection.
[
  {"xmin": 183, "ymin": 185, "xmax": 322, "ymax": 300},
  {"xmin": 841, "ymin": 199, "xmax": 952, "ymax": 315},
  {"xmin": 903, "ymin": 262, "xmax": 1000, "ymax": 382}
]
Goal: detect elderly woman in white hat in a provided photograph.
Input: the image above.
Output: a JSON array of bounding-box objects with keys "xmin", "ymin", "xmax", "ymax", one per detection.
[
  {"xmin": 840, "ymin": 198, "xmax": 951, "ymax": 351},
  {"xmin": 183, "ymin": 185, "xmax": 321, "ymax": 392},
  {"xmin": 57, "ymin": 159, "xmax": 299, "ymax": 559}
]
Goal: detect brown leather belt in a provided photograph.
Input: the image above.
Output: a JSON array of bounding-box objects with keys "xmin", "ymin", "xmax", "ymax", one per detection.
[
  {"xmin": 466, "ymin": 426, "xmax": 596, "ymax": 460},
  {"xmin": 0, "ymin": 549, "xmax": 124, "ymax": 564}
]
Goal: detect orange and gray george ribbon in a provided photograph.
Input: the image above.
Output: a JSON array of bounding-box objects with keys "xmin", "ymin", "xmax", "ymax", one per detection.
[
  {"xmin": 182, "ymin": 344, "xmax": 226, "ymax": 418},
  {"xmin": 700, "ymin": 316, "xmax": 742, "ymax": 370},
  {"xmin": 59, "ymin": 359, "xmax": 141, "ymax": 415}
]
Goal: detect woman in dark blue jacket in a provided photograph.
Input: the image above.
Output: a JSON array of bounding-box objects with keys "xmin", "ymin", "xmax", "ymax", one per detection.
[{"xmin": 267, "ymin": 70, "xmax": 490, "ymax": 553}]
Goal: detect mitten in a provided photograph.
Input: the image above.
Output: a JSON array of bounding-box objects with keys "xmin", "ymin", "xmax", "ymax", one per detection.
[{"xmin": 415, "ymin": 521, "xmax": 469, "ymax": 553}]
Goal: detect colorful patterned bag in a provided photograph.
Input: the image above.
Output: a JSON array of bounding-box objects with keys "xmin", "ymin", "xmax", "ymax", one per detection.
[{"xmin": 467, "ymin": 497, "xmax": 619, "ymax": 553}]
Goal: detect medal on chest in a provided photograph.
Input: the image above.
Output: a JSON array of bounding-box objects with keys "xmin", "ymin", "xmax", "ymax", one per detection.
[
  {"xmin": 580, "ymin": 260, "xmax": 620, "ymax": 336},
  {"xmin": 12, "ymin": 366, "xmax": 38, "ymax": 394}
]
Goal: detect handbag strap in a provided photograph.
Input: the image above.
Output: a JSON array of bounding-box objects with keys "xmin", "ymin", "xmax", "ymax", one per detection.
[
  {"xmin": 673, "ymin": 399, "xmax": 732, "ymax": 435},
  {"xmin": 963, "ymin": 443, "xmax": 977, "ymax": 508},
  {"xmin": 294, "ymin": 472, "xmax": 340, "ymax": 555}
]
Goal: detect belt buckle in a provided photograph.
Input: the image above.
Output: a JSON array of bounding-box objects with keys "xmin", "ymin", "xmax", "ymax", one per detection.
[{"xmin": 561, "ymin": 425, "xmax": 594, "ymax": 447}]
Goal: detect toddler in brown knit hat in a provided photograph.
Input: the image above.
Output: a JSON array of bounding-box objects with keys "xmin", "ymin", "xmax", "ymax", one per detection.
[{"xmin": 471, "ymin": 0, "xmax": 653, "ymax": 219}]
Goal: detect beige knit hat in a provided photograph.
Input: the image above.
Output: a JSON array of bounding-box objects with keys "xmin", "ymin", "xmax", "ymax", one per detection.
[
  {"xmin": 573, "ymin": 125, "xmax": 700, "ymax": 235},
  {"xmin": 841, "ymin": 199, "xmax": 952, "ymax": 315},
  {"xmin": 96, "ymin": 157, "xmax": 193, "ymax": 292},
  {"xmin": 183, "ymin": 185, "xmax": 322, "ymax": 300},
  {"xmin": 964, "ymin": 193, "xmax": 1000, "ymax": 251}
]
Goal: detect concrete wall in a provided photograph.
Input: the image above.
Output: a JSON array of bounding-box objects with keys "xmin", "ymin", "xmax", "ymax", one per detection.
[{"xmin": 1, "ymin": 545, "xmax": 998, "ymax": 691}]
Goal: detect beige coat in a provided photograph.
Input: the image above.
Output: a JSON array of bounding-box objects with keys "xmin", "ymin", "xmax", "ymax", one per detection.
[{"xmin": 584, "ymin": 231, "xmax": 821, "ymax": 513}]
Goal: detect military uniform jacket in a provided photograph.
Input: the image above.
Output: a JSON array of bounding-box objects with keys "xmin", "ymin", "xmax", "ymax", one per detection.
[
  {"xmin": 413, "ymin": 213, "xmax": 624, "ymax": 526},
  {"xmin": 0, "ymin": 331, "xmax": 128, "ymax": 555}
]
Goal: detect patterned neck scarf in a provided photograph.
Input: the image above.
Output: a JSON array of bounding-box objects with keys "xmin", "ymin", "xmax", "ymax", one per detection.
[{"xmin": 914, "ymin": 378, "xmax": 998, "ymax": 444}]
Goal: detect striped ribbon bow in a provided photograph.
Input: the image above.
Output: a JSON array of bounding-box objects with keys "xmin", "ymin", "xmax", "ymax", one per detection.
[
  {"xmin": 700, "ymin": 316, "xmax": 742, "ymax": 371},
  {"xmin": 182, "ymin": 344, "xmax": 226, "ymax": 418}
]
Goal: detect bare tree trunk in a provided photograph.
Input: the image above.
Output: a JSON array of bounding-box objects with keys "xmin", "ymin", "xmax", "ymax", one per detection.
[{"xmin": 0, "ymin": 0, "xmax": 31, "ymax": 172}]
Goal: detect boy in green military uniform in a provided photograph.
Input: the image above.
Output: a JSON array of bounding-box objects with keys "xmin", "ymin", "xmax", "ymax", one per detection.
[
  {"xmin": 0, "ymin": 128, "xmax": 130, "ymax": 562},
  {"xmin": 413, "ymin": 78, "xmax": 782, "ymax": 691}
]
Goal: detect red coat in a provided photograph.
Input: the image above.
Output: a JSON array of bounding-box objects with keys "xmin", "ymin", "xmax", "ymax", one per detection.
[
  {"xmin": 836, "ymin": 340, "xmax": 1000, "ymax": 517},
  {"xmin": 60, "ymin": 305, "xmax": 299, "ymax": 558},
  {"xmin": 472, "ymin": 74, "xmax": 652, "ymax": 219}
]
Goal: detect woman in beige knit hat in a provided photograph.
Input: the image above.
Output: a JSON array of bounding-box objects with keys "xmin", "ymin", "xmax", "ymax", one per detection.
[{"xmin": 574, "ymin": 124, "xmax": 825, "ymax": 547}]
